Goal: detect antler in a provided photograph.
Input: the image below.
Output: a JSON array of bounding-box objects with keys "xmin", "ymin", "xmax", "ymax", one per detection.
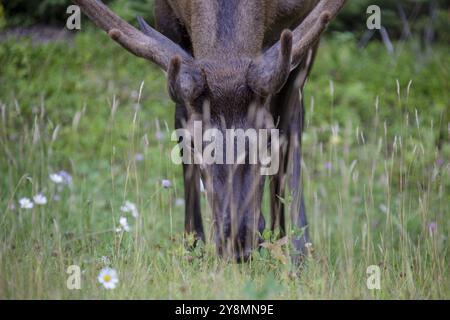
[
  {"xmin": 72, "ymin": 0, "xmax": 192, "ymax": 71},
  {"xmin": 289, "ymin": 0, "xmax": 346, "ymax": 69},
  {"xmin": 248, "ymin": 30, "xmax": 293, "ymax": 97},
  {"xmin": 249, "ymin": 0, "xmax": 346, "ymax": 95}
]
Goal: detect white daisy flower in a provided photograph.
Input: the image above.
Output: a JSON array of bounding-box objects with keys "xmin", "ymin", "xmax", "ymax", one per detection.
[
  {"xmin": 49, "ymin": 173, "xmax": 64, "ymax": 184},
  {"xmin": 119, "ymin": 216, "xmax": 130, "ymax": 232},
  {"xmin": 120, "ymin": 201, "xmax": 139, "ymax": 218},
  {"xmin": 33, "ymin": 194, "xmax": 47, "ymax": 205},
  {"xmin": 97, "ymin": 267, "xmax": 119, "ymax": 289},
  {"xmin": 19, "ymin": 198, "xmax": 34, "ymax": 209},
  {"xmin": 162, "ymin": 179, "xmax": 172, "ymax": 189}
]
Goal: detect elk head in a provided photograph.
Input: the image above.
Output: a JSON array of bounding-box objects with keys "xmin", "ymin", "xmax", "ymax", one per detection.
[{"xmin": 74, "ymin": 0, "xmax": 345, "ymax": 261}]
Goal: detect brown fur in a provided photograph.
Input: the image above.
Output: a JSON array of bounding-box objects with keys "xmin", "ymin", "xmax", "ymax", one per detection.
[
  {"xmin": 154, "ymin": 0, "xmax": 321, "ymax": 261},
  {"xmin": 164, "ymin": 0, "xmax": 318, "ymax": 58}
]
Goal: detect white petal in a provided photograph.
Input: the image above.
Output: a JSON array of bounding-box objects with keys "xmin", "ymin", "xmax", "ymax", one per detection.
[
  {"xmin": 97, "ymin": 267, "xmax": 119, "ymax": 289},
  {"xmin": 119, "ymin": 216, "xmax": 128, "ymax": 227},
  {"xmin": 131, "ymin": 209, "xmax": 139, "ymax": 218},
  {"xmin": 120, "ymin": 205, "xmax": 130, "ymax": 213},
  {"xmin": 125, "ymin": 201, "xmax": 136, "ymax": 210},
  {"xmin": 103, "ymin": 282, "xmax": 117, "ymax": 289},
  {"xmin": 33, "ymin": 194, "xmax": 47, "ymax": 205},
  {"xmin": 19, "ymin": 198, "xmax": 34, "ymax": 209},
  {"xmin": 49, "ymin": 173, "xmax": 63, "ymax": 184}
]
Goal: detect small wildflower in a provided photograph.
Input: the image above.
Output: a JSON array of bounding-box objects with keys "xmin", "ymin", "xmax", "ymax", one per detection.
[
  {"xmin": 428, "ymin": 222, "xmax": 437, "ymax": 235},
  {"xmin": 162, "ymin": 179, "xmax": 172, "ymax": 189},
  {"xmin": 119, "ymin": 216, "xmax": 131, "ymax": 232},
  {"xmin": 324, "ymin": 162, "xmax": 332, "ymax": 170},
  {"xmin": 175, "ymin": 198, "xmax": 185, "ymax": 207},
  {"xmin": 50, "ymin": 171, "xmax": 72, "ymax": 186},
  {"xmin": 33, "ymin": 194, "xmax": 47, "ymax": 205},
  {"xmin": 134, "ymin": 153, "xmax": 144, "ymax": 162},
  {"xmin": 58, "ymin": 170, "xmax": 73, "ymax": 185},
  {"xmin": 155, "ymin": 131, "xmax": 165, "ymax": 141},
  {"xmin": 329, "ymin": 134, "xmax": 342, "ymax": 146},
  {"xmin": 19, "ymin": 198, "xmax": 34, "ymax": 209},
  {"xmin": 49, "ymin": 173, "xmax": 64, "ymax": 184},
  {"xmin": 120, "ymin": 201, "xmax": 139, "ymax": 218},
  {"xmin": 330, "ymin": 125, "xmax": 342, "ymax": 146},
  {"xmin": 97, "ymin": 268, "xmax": 119, "ymax": 289}
]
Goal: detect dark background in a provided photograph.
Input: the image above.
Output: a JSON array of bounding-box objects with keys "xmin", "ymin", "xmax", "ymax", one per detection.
[{"xmin": 1, "ymin": 0, "xmax": 449, "ymax": 43}]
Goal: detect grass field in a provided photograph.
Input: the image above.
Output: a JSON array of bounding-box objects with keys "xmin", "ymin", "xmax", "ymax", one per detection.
[{"xmin": 0, "ymin": 29, "xmax": 448, "ymax": 299}]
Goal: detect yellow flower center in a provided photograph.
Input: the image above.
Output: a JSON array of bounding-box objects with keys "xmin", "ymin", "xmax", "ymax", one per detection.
[
  {"xmin": 330, "ymin": 135, "xmax": 342, "ymax": 145},
  {"xmin": 103, "ymin": 275, "xmax": 112, "ymax": 282}
]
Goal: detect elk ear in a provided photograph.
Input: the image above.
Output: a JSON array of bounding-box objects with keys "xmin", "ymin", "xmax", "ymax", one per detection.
[
  {"xmin": 168, "ymin": 55, "xmax": 205, "ymax": 103},
  {"xmin": 248, "ymin": 30, "xmax": 293, "ymax": 97}
]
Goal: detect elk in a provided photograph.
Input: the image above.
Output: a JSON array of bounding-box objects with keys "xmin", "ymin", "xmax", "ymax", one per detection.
[{"xmin": 73, "ymin": 0, "xmax": 346, "ymax": 262}]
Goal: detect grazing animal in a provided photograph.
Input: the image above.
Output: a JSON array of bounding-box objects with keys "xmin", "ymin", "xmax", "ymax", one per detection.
[{"xmin": 73, "ymin": 0, "xmax": 346, "ymax": 262}]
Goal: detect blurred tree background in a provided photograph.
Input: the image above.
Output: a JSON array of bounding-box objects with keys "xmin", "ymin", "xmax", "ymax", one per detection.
[{"xmin": 0, "ymin": 0, "xmax": 448, "ymax": 43}]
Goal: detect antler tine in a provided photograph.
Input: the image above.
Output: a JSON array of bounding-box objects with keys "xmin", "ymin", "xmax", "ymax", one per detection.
[
  {"xmin": 290, "ymin": 0, "xmax": 346, "ymax": 69},
  {"xmin": 73, "ymin": 0, "xmax": 191, "ymax": 70},
  {"xmin": 248, "ymin": 0, "xmax": 345, "ymax": 96}
]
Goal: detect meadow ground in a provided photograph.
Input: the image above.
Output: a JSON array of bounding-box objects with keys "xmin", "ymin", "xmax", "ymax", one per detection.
[{"xmin": 0, "ymin": 30, "xmax": 448, "ymax": 299}]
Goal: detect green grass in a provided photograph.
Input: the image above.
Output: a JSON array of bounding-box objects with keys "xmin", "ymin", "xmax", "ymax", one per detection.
[{"xmin": 0, "ymin": 30, "xmax": 449, "ymax": 299}]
